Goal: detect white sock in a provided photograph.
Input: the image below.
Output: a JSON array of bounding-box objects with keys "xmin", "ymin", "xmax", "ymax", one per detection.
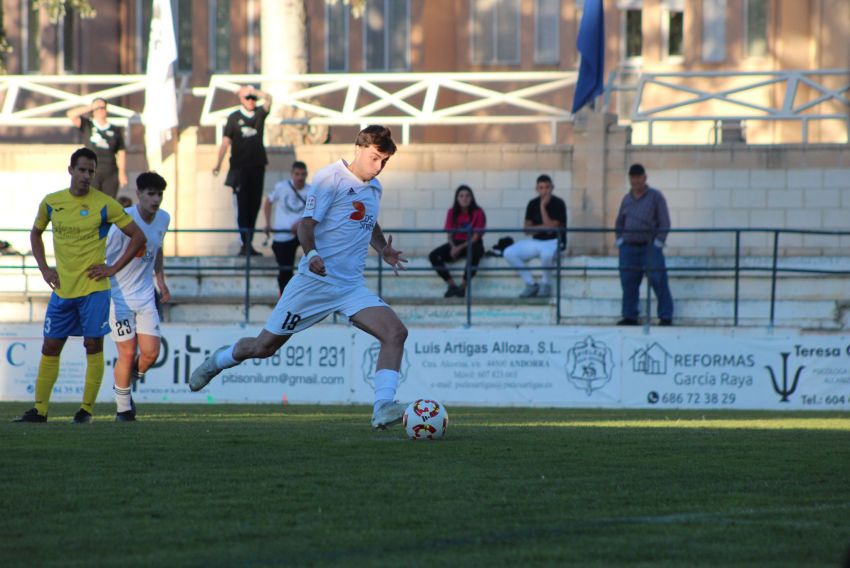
[
  {"xmin": 213, "ymin": 345, "xmax": 239, "ymax": 369},
  {"xmin": 114, "ymin": 385, "xmax": 133, "ymax": 413},
  {"xmin": 372, "ymin": 368, "xmax": 400, "ymax": 413}
]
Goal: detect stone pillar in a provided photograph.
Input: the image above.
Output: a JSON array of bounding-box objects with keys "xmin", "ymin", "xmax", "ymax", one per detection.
[{"xmin": 570, "ymin": 111, "xmax": 629, "ymax": 255}]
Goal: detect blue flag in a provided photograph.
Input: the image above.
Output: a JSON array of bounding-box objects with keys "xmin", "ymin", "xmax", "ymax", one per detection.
[{"xmin": 571, "ymin": 0, "xmax": 605, "ymax": 113}]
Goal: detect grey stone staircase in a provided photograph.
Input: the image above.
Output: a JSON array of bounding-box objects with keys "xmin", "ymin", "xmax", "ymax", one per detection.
[{"xmin": 1, "ymin": 254, "xmax": 848, "ymax": 329}]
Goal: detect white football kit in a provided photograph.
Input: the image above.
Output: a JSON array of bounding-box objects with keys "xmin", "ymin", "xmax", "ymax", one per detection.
[
  {"xmin": 105, "ymin": 206, "xmax": 170, "ymax": 340},
  {"xmin": 264, "ymin": 159, "xmax": 387, "ymax": 336},
  {"xmin": 268, "ymin": 181, "xmax": 310, "ymax": 243}
]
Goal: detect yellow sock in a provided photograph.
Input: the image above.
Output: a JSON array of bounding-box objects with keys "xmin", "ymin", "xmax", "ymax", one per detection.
[
  {"xmin": 81, "ymin": 352, "xmax": 105, "ymax": 414},
  {"xmin": 34, "ymin": 354, "xmax": 61, "ymax": 417}
]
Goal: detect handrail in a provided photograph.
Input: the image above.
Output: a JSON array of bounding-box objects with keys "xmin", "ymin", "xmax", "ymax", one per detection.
[
  {"xmin": 196, "ymin": 72, "xmax": 576, "ymax": 144},
  {"xmin": 2, "ymin": 226, "xmax": 849, "ymax": 329},
  {"xmin": 0, "ymin": 71, "xmax": 846, "ymax": 145},
  {"xmin": 604, "ymin": 68, "xmax": 850, "ymax": 144},
  {"xmin": 0, "ymin": 74, "xmax": 190, "ymax": 130}
]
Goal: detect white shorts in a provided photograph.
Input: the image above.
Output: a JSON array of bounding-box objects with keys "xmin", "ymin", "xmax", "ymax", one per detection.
[
  {"xmin": 264, "ymin": 273, "xmax": 387, "ymax": 336},
  {"xmin": 109, "ymin": 296, "xmax": 161, "ymax": 341}
]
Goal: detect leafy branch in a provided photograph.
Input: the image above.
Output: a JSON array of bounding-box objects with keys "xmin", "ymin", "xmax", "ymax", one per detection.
[{"xmin": 33, "ymin": 0, "xmax": 96, "ymax": 24}]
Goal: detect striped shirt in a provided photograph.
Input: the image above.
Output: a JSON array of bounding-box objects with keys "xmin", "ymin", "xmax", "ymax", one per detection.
[{"xmin": 615, "ymin": 187, "xmax": 671, "ymax": 245}]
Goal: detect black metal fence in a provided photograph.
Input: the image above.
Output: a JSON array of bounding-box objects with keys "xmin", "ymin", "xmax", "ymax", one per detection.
[{"xmin": 2, "ymin": 226, "xmax": 849, "ymax": 329}]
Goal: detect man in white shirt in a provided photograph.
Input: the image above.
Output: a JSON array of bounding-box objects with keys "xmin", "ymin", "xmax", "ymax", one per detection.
[
  {"xmin": 264, "ymin": 161, "xmax": 309, "ymax": 293},
  {"xmin": 189, "ymin": 126, "xmax": 410, "ymax": 430},
  {"xmin": 105, "ymin": 172, "xmax": 171, "ymax": 421}
]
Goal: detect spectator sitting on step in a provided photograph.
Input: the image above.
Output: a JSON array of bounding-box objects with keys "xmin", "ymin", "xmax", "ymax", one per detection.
[
  {"xmin": 503, "ymin": 174, "xmax": 567, "ymax": 298},
  {"xmin": 428, "ymin": 185, "xmax": 486, "ymax": 298}
]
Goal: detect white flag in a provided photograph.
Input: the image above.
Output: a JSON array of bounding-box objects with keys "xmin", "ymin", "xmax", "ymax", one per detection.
[{"xmin": 143, "ymin": 0, "xmax": 179, "ymax": 168}]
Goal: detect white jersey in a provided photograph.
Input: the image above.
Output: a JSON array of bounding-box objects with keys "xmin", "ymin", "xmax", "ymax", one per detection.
[
  {"xmin": 299, "ymin": 159, "xmax": 382, "ymax": 287},
  {"xmin": 268, "ymin": 180, "xmax": 309, "ymax": 242},
  {"xmin": 106, "ymin": 206, "xmax": 170, "ymax": 306}
]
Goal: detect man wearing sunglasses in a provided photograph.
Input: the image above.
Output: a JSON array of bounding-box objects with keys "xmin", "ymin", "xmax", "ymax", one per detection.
[
  {"xmin": 212, "ymin": 85, "xmax": 274, "ymax": 256},
  {"xmin": 67, "ymin": 98, "xmax": 128, "ymax": 199}
]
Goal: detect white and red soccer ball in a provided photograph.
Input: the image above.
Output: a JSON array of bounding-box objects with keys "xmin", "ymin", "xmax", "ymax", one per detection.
[{"xmin": 403, "ymin": 399, "xmax": 448, "ymax": 440}]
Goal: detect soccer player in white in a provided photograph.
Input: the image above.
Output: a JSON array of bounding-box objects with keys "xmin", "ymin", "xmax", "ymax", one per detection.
[
  {"xmin": 189, "ymin": 125, "xmax": 410, "ymax": 429},
  {"xmin": 105, "ymin": 172, "xmax": 171, "ymax": 421}
]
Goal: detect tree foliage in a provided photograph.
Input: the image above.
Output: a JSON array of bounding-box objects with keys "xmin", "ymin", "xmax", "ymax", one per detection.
[
  {"xmin": 329, "ymin": 0, "xmax": 366, "ymax": 17},
  {"xmin": 0, "ymin": 1, "xmax": 96, "ymax": 72},
  {"xmin": 33, "ymin": 0, "xmax": 96, "ymax": 23}
]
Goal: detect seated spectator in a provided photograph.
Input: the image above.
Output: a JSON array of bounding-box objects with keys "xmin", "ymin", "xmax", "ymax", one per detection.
[
  {"xmin": 428, "ymin": 185, "xmax": 486, "ymax": 298},
  {"xmin": 503, "ymin": 174, "xmax": 566, "ymax": 298}
]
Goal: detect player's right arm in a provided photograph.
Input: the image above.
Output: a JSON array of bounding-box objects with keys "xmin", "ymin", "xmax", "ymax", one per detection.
[
  {"xmin": 297, "ymin": 173, "xmax": 336, "ymax": 277},
  {"xmin": 296, "ymin": 218, "xmax": 325, "ymax": 276},
  {"xmin": 32, "ymin": 199, "xmax": 58, "ymax": 288},
  {"xmin": 30, "ymin": 226, "xmax": 58, "ymax": 289}
]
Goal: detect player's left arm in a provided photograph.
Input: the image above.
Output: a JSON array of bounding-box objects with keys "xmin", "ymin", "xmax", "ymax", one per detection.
[
  {"xmin": 88, "ymin": 220, "xmax": 145, "ymax": 280},
  {"xmin": 371, "ymin": 223, "xmax": 408, "ymax": 276},
  {"xmin": 155, "ymin": 248, "xmax": 170, "ymax": 303}
]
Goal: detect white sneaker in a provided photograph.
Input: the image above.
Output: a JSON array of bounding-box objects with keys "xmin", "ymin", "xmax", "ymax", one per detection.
[
  {"xmin": 189, "ymin": 347, "xmax": 228, "ymax": 392},
  {"xmin": 536, "ymin": 284, "xmax": 551, "ymax": 297},
  {"xmin": 371, "ymin": 401, "xmax": 406, "ymax": 430},
  {"xmin": 518, "ymin": 283, "xmax": 539, "ymax": 298}
]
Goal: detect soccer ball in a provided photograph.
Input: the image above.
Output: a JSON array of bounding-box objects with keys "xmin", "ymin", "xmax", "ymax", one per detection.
[{"xmin": 403, "ymin": 399, "xmax": 448, "ymax": 440}]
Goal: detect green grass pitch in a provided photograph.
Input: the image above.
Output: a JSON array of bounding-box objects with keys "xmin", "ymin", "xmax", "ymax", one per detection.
[{"xmin": 2, "ymin": 403, "xmax": 849, "ymax": 566}]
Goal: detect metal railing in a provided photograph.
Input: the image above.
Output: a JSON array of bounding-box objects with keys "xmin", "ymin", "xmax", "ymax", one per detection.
[
  {"xmin": 604, "ymin": 68, "xmax": 850, "ymax": 144},
  {"xmin": 195, "ymin": 72, "xmax": 577, "ymax": 144},
  {"xmin": 1, "ymin": 70, "xmax": 847, "ymax": 146},
  {"xmin": 0, "ymin": 74, "xmax": 190, "ymax": 132},
  {"xmin": 3, "ymin": 226, "xmax": 849, "ymax": 329}
]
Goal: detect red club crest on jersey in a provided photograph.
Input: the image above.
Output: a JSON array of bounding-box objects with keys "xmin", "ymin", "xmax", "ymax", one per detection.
[{"xmin": 350, "ymin": 201, "xmax": 366, "ymax": 221}]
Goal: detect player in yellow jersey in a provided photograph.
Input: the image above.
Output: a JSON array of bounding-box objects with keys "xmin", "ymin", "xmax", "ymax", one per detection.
[{"xmin": 13, "ymin": 148, "xmax": 145, "ymax": 424}]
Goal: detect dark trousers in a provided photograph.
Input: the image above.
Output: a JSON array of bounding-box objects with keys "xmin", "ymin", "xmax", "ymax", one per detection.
[
  {"xmin": 618, "ymin": 243, "xmax": 674, "ymax": 320},
  {"xmin": 235, "ymin": 167, "xmax": 265, "ymax": 247},
  {"xmin": 93, "ymin": 165, "xmax": 119, "ymax": 198},
  {"xmin": 271, "ymin": 239, "xmax": 300, "ymax": 294},
  {"xmin": 429, "ymin": 239, "xmax": 485, "ymax": 284}
]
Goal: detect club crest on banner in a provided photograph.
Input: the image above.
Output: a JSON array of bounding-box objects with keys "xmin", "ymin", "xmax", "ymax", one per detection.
[
  {"xmin": 565, "ymin": 336, "xmax": 613, "ymax": 395},
  {"xmin": 361, "ymin": 342, "xmax": 410, "ymax": 388}
]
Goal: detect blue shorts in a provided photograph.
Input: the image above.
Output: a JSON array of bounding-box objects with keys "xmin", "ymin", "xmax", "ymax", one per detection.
[{"xmin": 44, "ymin": 290, "xmax": 111, "ymax": 339}]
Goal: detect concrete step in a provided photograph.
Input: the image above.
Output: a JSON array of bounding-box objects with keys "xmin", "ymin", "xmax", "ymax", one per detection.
[
  {"xmin": 3, "ymin": 294, "xmax": 844, "ymax": 330},
  {"xmin": 2, "ymin": 255, "xmax": 847, "ymax": 329},
  {"xmin": 3, "ymin": 268, "xmax": 846, "ymax": 303}
]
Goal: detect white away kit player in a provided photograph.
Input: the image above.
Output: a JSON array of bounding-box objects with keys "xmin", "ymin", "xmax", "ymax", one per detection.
[
  {"xmin": 106, "ymin": 172, "xmax": 171, "ymax": 421},
  {"xmin": 189, "ymin": 125, "xmax": 410, "ymax": 429}
]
